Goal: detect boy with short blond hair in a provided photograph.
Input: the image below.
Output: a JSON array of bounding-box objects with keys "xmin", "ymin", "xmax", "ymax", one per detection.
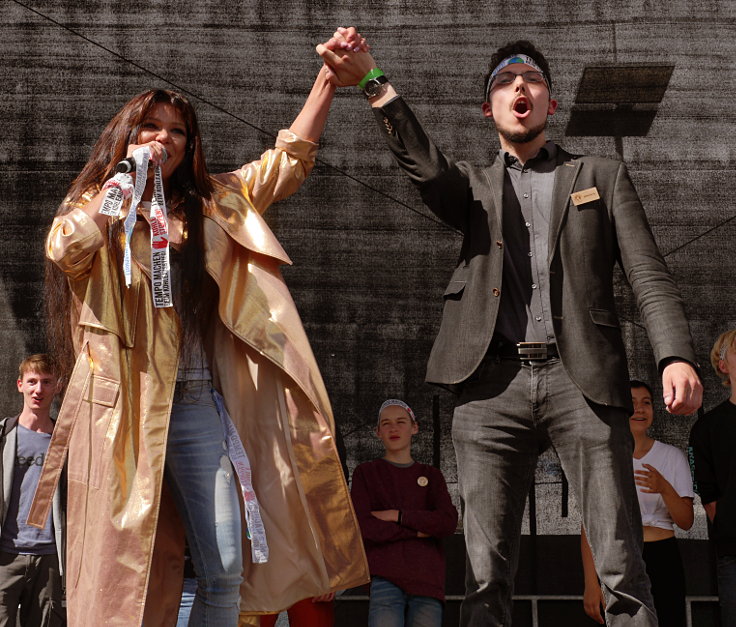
[
  {"xmin": 0, "ymin": 354, "xmax": 65, "ymax": 626},
  {"xmin": 690, "ymin": 330, "xmax": 736, "ymax": 626}
]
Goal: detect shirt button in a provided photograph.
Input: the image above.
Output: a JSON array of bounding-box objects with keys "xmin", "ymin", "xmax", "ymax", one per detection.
[
  {"xmin": 528, "ymin": 251, "xmax": 533, "ymax": 257},
  {"xmin": 496, "ymin": 240, "xmax": 504, "ymax": 249},
  {"xmin": 532, "ymin": 283, "xmax": 538, "ymax": 289},
  {"xmin": 523, "ymin": 193, "xmax": 529, "ymax": 199},
  {"xmin": 492, "ymin": 288, "xmax": 501, "ymax": 297},
  {"xmin": 525, "ymin": 222, "xmax": 531, "ymax": 228},
  {"xmin": 535, "ymin": 316, "xmax": 542, "ymax": 322}
]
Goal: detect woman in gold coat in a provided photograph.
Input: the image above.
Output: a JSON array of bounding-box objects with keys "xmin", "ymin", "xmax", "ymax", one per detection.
[{"xmin": 33, "ymin": 63, "xmax": 368, "ymax": 626}]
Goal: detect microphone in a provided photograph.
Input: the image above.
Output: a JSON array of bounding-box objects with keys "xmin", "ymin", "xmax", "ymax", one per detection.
[
  {"xmin": 115, "ymin": 148, "xmax": 167, "ymax": 173},
  {"xmin": 115, "ymin": 157, "xmax": 136, "ymax": 173}
]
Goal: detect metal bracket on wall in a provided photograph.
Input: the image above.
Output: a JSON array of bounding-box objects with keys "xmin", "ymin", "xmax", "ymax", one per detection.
[{"xmin": 565, "ymin": 64, "xmax": 675, "ymax": 159}]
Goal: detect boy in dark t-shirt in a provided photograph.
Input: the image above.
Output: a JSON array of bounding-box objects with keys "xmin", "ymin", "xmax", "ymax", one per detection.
[
  {"xmin": 0, "ymin": 354, "xmax": 64, "ymax": 626},
  {"xmin": 351, "ymin": 399, "xmax": 458, "ymax": 627},
  {"xmin": 690, "ymin": 329, "xmax": 736, "ymax": 626}
]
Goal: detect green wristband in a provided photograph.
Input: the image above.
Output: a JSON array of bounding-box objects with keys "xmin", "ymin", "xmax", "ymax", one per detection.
[{"xmin": 358, "ymin": 68, "xmax": 385, "ymax": 89}]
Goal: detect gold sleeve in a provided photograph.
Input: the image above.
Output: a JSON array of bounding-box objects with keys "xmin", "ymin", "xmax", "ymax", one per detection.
[
  {"xmin": 234, "ymin": 129, "xmax": 318, "ymax": 214},
  {"xmin": 46, "ymin": 206, "xmax": 105, "ymax": 280}
]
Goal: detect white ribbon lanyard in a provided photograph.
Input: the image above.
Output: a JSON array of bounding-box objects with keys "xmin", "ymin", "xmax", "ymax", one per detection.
[
  {"xmin": 212, "ymin": 389, "xmax": 269, "ymax": 564},
  {"xmin": 149, "ymin": 165, "xmax": 173, "ymax": 308},
  {"xmin": 122, "ymin": 147, "xmax": 150, "ymax": 289},
  {"xmin": 99, "ymin": 173, "xmax": 134, "ymax": 217},
  {"xmin": 98, "ymin": 146, "xmax": 173, "ymax": 308}
]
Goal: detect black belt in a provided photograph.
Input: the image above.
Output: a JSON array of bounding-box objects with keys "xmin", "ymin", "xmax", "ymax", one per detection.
[{"xmin": 488, "ymin": 338, "xmax": 559, "ymax": 361}]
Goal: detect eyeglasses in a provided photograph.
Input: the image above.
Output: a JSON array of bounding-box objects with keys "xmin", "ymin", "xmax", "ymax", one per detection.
[{"xmin": 492, "ymin": 70, "xmax": 547, "ymax": 87}]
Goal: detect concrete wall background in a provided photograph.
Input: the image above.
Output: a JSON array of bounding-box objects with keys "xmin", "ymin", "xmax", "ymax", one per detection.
[{"xmin": 3, "ymin": 0, "xmax": 736, "ymax": 543}]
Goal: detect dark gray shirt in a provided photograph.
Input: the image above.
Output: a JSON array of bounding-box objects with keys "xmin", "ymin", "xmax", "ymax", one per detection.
[
  {"xmin": 0, "ymin": 425, "xmax": 55, "ymax": 554},
  {"xmin": 494, "ymin": 142, "xmax": 558, "ymax": 345},
  {"xmin": 169, "ymin": 247, "xmax": 211, "ymax": 382}
]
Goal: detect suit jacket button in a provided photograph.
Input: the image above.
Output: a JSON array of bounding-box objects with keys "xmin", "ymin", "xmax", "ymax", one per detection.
[{"xmin": 492, "ymin": 288, "xmax": 500, "ymax": 297}]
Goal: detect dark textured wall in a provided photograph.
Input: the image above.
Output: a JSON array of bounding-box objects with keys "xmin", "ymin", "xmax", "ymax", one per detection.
[{"xmin": 3, "ymin": 1, "xmax": 736, "ymax": 542}]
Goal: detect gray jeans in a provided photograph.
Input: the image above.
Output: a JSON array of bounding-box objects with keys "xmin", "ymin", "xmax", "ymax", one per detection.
[
  {"xmin": 453, "ymin": 356, "xmax": 657, "ymax": 626},
  {"xmin": 0, "ymin": 551, "xmax": 64, "ymax": 626}
]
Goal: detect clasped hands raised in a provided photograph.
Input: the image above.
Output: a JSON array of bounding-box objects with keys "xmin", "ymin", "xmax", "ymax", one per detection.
[{"xmin": 316, "ymin": 27, "xmax": 377, "ymax": 87}]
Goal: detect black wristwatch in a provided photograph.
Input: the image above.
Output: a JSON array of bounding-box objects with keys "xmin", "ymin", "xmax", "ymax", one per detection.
[{"xmin": 363, "ymin": 75, "xmax": 389, "ymax": 98}]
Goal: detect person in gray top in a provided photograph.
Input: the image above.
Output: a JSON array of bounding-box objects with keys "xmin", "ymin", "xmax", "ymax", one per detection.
[
  {"xmin": 0, "ymin": 354, "xmax": 65, "ymax": 626},
  {"xmin": 318, "ymin": 29, "xmax": 702, "ymax": 626}
]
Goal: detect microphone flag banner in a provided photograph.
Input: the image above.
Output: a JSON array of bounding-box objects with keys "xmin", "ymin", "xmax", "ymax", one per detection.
[
  {"xmin": 99, "ymin": 173, "xmax": 134, "ymax": 217},
  {"xmin": 122, "ymin": 146, "xmax": 150, "ymax": 289},
  {"xmin": 100, "ymin": 146, "xmax": 173, "ymax": 308},
  {"xmin": 149, "ymin": 164, "xmax": 173, "ymax": 308}
]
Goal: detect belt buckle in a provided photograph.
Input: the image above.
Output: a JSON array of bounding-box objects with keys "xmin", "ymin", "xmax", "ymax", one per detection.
[{"xmin": 517, "ymin": 342, "xmax": 547, "ymax": 360}]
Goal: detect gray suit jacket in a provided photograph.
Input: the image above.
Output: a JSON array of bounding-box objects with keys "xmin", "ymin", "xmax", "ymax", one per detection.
[
  {"xmin": 374, "ymin": 97, "xmax": 697, "ymax": 410},
  {"xmin": 0, "ymin": 415, "xmax": 65, "ymax": 576}
]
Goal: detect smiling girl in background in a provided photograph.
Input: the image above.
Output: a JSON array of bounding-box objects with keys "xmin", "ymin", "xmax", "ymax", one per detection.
[{"xmin": 581, "ymin": 380, "xmax": 694, "ymax": 626}]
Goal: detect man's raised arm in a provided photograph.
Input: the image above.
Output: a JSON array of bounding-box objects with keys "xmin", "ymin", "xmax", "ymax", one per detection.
[
  {"xmin": 317, "ymin": 27, "xmax": 398, "ymax": 107},
  {"xmin": 316, "ymin": 27, "xmax": 473, "ymax": 231}
]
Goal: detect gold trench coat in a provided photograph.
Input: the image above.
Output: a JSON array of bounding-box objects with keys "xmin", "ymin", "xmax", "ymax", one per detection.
[{"xmin": 29, "ymin": 130, "xmax": 369, "ymax": 626}]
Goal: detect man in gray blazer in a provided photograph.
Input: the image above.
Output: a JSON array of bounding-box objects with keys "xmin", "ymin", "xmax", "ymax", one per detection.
[
  {"xmin": 319, "ymin": 31, "xmax": 702, "ymax": 626},
  {"xmin": 0, "ymin": 354, "xmax": 65, "ymax": 626}
]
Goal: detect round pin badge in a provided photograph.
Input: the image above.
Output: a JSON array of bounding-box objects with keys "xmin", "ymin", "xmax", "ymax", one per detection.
[{"xmin": 417, "ymin": 476, "xmax": 428, "ymax": 487}]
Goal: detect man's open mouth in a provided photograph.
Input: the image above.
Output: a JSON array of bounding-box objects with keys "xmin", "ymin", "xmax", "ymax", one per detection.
[{"xmin": 513, "ymin": 97, "xmax": 531, "ymax": 118}]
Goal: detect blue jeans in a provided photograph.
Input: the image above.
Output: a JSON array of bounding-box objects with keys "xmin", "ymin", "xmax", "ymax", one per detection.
[
  {"xmin": 368, "ymin": 577, "xmax": 443, "ymax": 627},
  {"xmin": 165, "ymin": 380, "xmax": 243, "ymax": 626},
  {"xmin": 177, "ymin": 577, "xmax": 197, "ymax": 627},
  {"xmin": 453, "ymin": 357, "xmax": 656, "ymax": 627},
  {"xmin": 718, "ymin": 555, "xmax": 736, "ymax": 626}
]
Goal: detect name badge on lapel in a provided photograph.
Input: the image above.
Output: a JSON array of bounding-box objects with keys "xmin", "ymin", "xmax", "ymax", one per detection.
[{"xmin": 570, "ymin": 187, "xmax": 600, "ymax": 206}]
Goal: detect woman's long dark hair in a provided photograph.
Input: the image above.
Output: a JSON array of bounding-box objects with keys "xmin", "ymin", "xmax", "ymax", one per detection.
[{"xmin": 45, "ymin": 89, "xmax": 217, "ymax": 376}]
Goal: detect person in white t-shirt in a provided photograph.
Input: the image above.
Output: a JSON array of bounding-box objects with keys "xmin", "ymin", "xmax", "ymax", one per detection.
[{"xmin": 581, "ymin": 380, "xmax": 694, "ymax": 626}]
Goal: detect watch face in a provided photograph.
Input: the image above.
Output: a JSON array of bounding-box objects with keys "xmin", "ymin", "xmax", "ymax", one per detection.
[{"xmin": 364, "ymin": 78, "xmax": 384, "ymax": 98}]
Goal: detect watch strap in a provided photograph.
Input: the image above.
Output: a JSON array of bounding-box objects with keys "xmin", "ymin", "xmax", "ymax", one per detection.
[{"xmin": 358, "ymin": 67, "xmax": 385, "ymax": 89}]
